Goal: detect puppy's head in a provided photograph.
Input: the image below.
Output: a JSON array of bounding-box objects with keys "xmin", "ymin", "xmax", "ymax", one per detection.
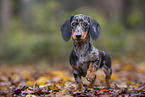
[{"xmin": 60, "ymin": 14, "xmax": 101, "ymax": 42}]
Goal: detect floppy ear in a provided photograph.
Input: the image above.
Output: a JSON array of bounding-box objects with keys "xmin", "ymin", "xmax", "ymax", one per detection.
[
  {"xmin": 60, "ymin": 16, "xmax": 73, "ymax": 41},
  {"xmin": 89, "ymin": 17, "xmax": 101, "ymax": 40}
]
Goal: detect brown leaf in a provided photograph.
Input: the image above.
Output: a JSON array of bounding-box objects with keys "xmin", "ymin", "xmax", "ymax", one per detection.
[{"xmin": 51, "ymin": 84, "xmax": 63, "ymax": 93}]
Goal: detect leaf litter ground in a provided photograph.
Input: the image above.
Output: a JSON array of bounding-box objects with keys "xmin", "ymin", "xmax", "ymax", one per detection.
[{"xmin": 0, "ymin": 61, "xmax": 145, "ymax": 97}]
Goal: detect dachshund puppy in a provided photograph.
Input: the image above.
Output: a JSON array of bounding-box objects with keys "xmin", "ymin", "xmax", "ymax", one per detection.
[{"xmin": 60, "ymin": 14, "xmax": 112, "ymax": 91}]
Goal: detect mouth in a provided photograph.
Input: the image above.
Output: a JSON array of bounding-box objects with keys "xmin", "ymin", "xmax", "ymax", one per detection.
[{"xmin": 74, "ymin": 38, "xmax": 84, "ymax": 42}]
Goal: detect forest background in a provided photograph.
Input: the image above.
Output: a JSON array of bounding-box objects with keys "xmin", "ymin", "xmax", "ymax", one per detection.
[{"xmin": 0, "ymin": 0, "xmax": 145, "ymax": 66}]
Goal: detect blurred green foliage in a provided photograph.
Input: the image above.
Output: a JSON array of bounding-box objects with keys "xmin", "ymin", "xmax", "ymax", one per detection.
[
  {"xmin": 127, "ymin": 11, "xmax": 144, "ymax": 27},
  {"xmin": 0, "ymin": 0, "xmax": 144, "ymax": 64}
]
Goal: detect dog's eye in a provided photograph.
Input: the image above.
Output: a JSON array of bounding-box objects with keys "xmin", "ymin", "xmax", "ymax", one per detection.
[
  {"xmin": 71, "ymin": 22, "xmax": 76, "ymax": 27},
  {"xmin": 83, "ymin": 22, "xmax": 88, "ymax": 27}
]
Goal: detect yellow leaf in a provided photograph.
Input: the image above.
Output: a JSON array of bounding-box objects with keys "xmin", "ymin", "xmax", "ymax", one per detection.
[
  {"xmin": 44, "ymin": 74, "xmax": 55, "ymax": 78},
  {"xmin": 51, "ymin": 84, "xmax": 60, "ymax": 90},
  {"xmin": 11, "ymin": 74, "xmax": 18, "ymax": 80},
  {"xmin": 56, "ymin": 79, "xmax": 65, "ymax": 86},
  {"xmin": 134, "ymin": 84, "xmax": 139, "ymax": 87},
  {"xmin": 139, "ymin": 66, "xmax": 145, "ymax": 73},
  {"xmin": 111, "ymin": 75, "xmax": 118, "ymax": 81},
  {"xmin": 52, "ymin": 71, "xmax": 72, "ymax": 81},
  {"xmin": 141, "ymin": 87, "xmax": 145, "ymax": 90},
  {"xmin": 25, "ymin": 75, "xmax": 33, "ymax": 80},
  {"xmin": 123, "ymin": 65, "xmax": 133, "ymax": 71},
  {"xmin": 26, "ymin": 80, "xmax": 35, "ymax": 85},
  {"xmin": 21, "ymin": 71, "xmax": 33, "ymax": 80},
  {"xmin": 35, "ymin": 76, "xmax": 48, "ymax": 86},
  {"xmin": 52, "ymin": 71, "xmax": 66, "ymax": 76},
  {"xmin": 112, "ymin": 60, "xmax": 120, "ymax": 65},
  {"xmin": 61, "ymin": 76, "xmax": 72, "ymax": 82},
  {"xmin": 51, "ymin": 84, "xmax": 63, "ymax": 92},
  {"xmin": 98, "ymin": 76, "xmax": 103, "ymax": 81},
  {"xmin": 126, "ymin": 80, "xmax": 134, "ymax": 85}
]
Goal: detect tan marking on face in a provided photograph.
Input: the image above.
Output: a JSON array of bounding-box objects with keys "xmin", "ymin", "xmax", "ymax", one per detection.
[
  {"xmin": 71, "ymin": 20, "xmax": 89, "ymax": 43},
  {"xmin": 81, "ymin": 30, "xmax": 88, "ymax": 40},
  {"xmin": 74, "ymin": 21, "xmax": 77, "ymax": 23},
  {"xmin": 82, "ymin": 21, "xmax": 85, "ymax": 24},
  {"xmin": 72, "ymin": 31, "xmax": 76, "ymax": 39},
  {"xmin": 72, "ymin": 29, "xmax": 88, "ymax": 43}
]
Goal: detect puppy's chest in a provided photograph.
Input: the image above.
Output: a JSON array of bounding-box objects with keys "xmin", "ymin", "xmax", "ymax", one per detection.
[{"xmin": 75, "ymin": 46, "xmax": 99, "ymax": 68}]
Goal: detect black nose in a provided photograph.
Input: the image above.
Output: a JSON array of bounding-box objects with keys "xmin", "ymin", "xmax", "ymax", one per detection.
[{"xmin": 76, "ymin": 34, "xmax": 82, "ymax": 39}]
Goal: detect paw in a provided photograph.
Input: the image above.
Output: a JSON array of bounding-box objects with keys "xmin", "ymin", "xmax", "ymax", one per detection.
[
  {"xmin": 104, "ymin": 85, "xmax": 112, "ymax": 89},
  {"xmin": 75, "ymin": 84, "xmax": 83, "ymax": 91},
  {"xmin": 87, "ymin": 75, "xmax": 96, "ymax": 88},
  {"xmin": 86, "ymin": 71, "xmax": 95, "ymax": 82},
  {"xmin": 105, "ymin": 82, "xmax": 112, "ymax": 89}
]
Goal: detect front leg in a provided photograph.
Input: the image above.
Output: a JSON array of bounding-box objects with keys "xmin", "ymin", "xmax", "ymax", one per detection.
[
  {"xmin": 86, "ymin": 60, "xmax": 99, "ymax": 88},
  {"xmin": 86, "ymin": 62, "xmax": 96, "ymax": 82},
  {"xmin": 73, "ymin": 70, "xmax": 83, "ymax": 91}
]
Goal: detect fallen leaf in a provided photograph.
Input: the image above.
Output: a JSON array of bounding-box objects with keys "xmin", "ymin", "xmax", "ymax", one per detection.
[
  {"xmin": 34, "ymin": 88, "xmax": 43, "ymax": 95},
  {"xmin": 51, "ymin": 84, "xmax": 63, "ymax": 92},
  {"xmin": 115, "ymin": 83, "xmax": 127, "ymax": 88},
  {"xmin": 52, "ymin": 71, "xmax": 72, "ymax": 81},
  {"xmin": 98, "ymin": 76, "xmax": 104, "ymax": 81},
  {"xmin": 112, "ymin": 60, "xmax": 120, "ymax": 65},
  {"xmin": 123, "ymin": 65, "xmax": 133, "ymax": 71},
  {"xmin": 134, "ymin": 84, "xmax": 139, "ymax": 88},
  {"xmin": 56, "ymin": 79, "xmax": 65, "ymax": 86},
  {"xmin": 35, "ymin": 76, "xmax": 48, "ymax": 86},
  {"xmin": 111, "ymin": 75, "xmax": 119, "ymax": 81},
  {"xmin": 26, "ymin": 80, "xmax": 35, "ymax": 86},
  {"xmin": 125, "ymin": 80, "xmax": 134, "ymax": 85}
]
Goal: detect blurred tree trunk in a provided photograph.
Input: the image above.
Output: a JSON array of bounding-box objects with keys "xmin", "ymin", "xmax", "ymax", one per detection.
[
  {"xmin": 19, "ymin": 0, "xmax": 33, "ymax": 29},
  {"xmin": 19, "ymin": 0, "xmax": 30, "ymax": 25},
  {"xmin": 121, "ymin": 0, "xmax": 132, "ymax": 28},
  {"xmin": 141, "ymin": 0, "xmax": 145, "ymax": 28},
  {"xmin": 1, "ymin": 0, "xmax": 11, "ymax": 35},
  {"xmin": 121, "ymin": 0, "xmax": 137, "ymax": 28}
]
